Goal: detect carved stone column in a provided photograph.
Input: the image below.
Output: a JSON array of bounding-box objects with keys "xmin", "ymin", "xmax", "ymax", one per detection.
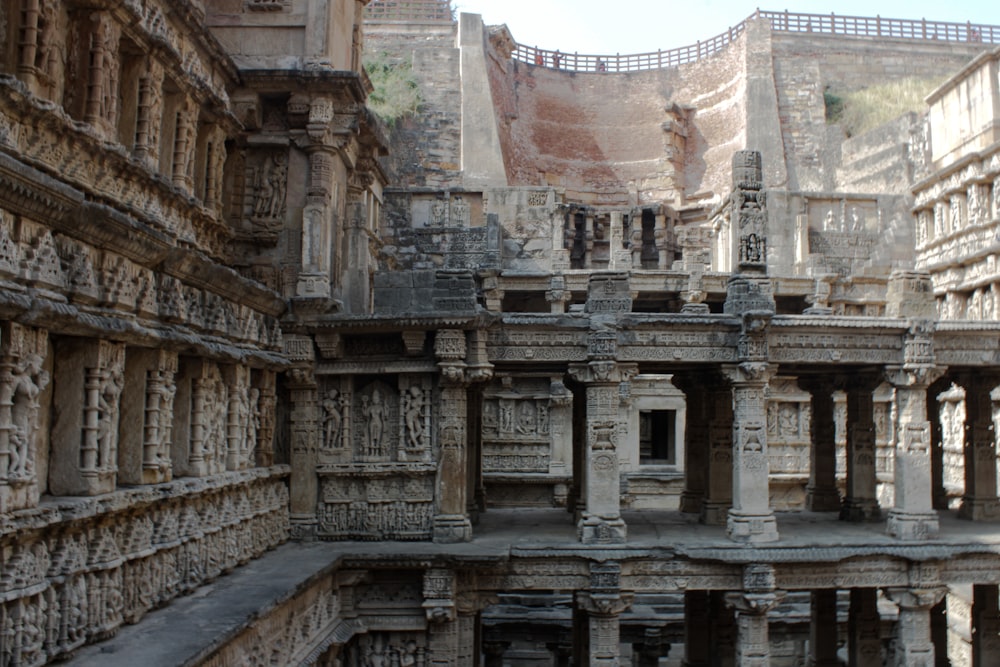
[
  {"xmin": 569, "ymin": 330, "xmax": 636, "ymax": 544},
  {"xmin": 434, "ymin": 330, "xmax": 472, "ymax": 543},
  {"xmin": 297, "ymin": 143, "xmax": 337, "ymax": 300},
  {"xmin": 703, "ymin": 384, "xmax": 734, "ymax": 526},
  {"xmin": 956, "ymin": 371, "xmax": 1000, "ymax": 520},
  {"xmin": 287, "ymin": 362, "xmax": 319, "ymax": 540},
  {"xmin": 576, "ymin": 562, "xmax": 633, "ymax": 667},
  {"xmin": 726, "ymin": 590, "xmax": 784, "ymax": 667},
  {"xmin": 683, "ymin": 590, "xmax": 711, "ymax": 667},
  {"xmin": 841, "ymin": 374, "xmax": 882, "ymax": 522},
  {"xmin": 723, "ymin": 361, "xmax": 779, "ymax": 543},
  {"xmin": 809, "ymin": 589, "xmax": 840, "ymax": 667},
  {"xmin": 973, "ymin": 584, "xmax": 1000, "ymax": 667},
  {"xmin": 800, "ymin": 376, "xmax": 842, "ymax": 512},
  {"xmin": 424, "ymin": 568, "xmax": 459, "ymax": 665},
  {"xmin": 674, "ymin": 374, "xmax": 708, "ymax": 515},
  {"xmin": 885, "ymin": 586, "xmax": 947, "ymax": 667},
  {"xmin": 848, "ymin": 588, "xmax": 881, "ymax": 667},
  {"xmin": 885, "ymin": 360, "xmax": 944, "ymax": 539}
]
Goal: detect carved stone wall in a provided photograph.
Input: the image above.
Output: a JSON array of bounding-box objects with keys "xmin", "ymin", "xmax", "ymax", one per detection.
[{"xmin": 0, "ymin": 470, "xmax": 288, "ymax": 666}]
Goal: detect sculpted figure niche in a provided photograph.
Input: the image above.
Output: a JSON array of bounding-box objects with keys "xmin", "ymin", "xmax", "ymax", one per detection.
[
  {"xmin": 3, "ymin": 354, "xmax": 50, "ymax": 480},
  {"xmin": 322, "ymin": 389, "xmax": 344, "ymax": 450}
]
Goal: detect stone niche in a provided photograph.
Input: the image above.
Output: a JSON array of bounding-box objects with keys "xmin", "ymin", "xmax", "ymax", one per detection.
[
  {"xmin": 765, "ymin": 378, "xmax": 811, "ymax": 510},
  {"xmin": 316, "ymin": 374, "xmax": 436, "ymax": 540},
  {"xmin": 804, "ymin": 197, "xmax": 880, "ymax": 276},
  {"xmin": 621, "ymin": 374, "xmax": 686, "ymax": 510},
  {"xmin": 481, "ymin": 375, "xmax": 572, "ymax": 507}
]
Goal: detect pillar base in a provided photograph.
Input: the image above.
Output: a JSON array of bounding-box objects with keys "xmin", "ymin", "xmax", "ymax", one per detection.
[
  {"xmin": 726, "ymin": 510, "xmax": 779, "ymax": 543},
  {"xmin": 806, "ymin": 485, "xmax": 842, "ymax": 512},
  {"xmin": 433, "ymin": 514, "xmax": 473, "ymax": 543},
  {"xmin": 840, "ymin": 498, "xmax": 881, "ymax": 522},
  {"xmin": 959, "ymin": 497, "xmax": 1000, "ymax": 521},
  {"xmin": 679, "ymin": 492, "xmax": 704, "ymax": 514},
  {"xmin": 701, "ymin": 501, "xmax": 730, "ymax": 526},
  {"xmin": 578, "ymin": 514, "xmax": 627, "ymax": 544},
  {"xmin": 887, "ymin": 510, "xmax": 939, "ymax": 540},
  {"xmin": 289, "ymin": 513, "xmax": 318, "ymax": 541}
]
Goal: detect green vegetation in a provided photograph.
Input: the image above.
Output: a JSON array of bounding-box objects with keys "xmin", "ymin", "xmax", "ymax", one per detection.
[
  {"xmin": 364, "ymin": 52, "xmax": 422, "ymax": 126},
  {"xmin": 824, "ymin": 76, "xmax": 943, "ymax": 137}
]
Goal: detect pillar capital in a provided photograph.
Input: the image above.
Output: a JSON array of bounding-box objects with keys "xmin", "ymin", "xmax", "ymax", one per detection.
[
  {"xmin": 721, "ymin": 362, "xmax": 777, "ymax": 386},
  {"xmin": 884, "ymin": 364, "xmax": 946, "ymax": 390},
  {"xmin": 884, "ymin": 586, "xmax": 947, "ymax": 611},
  {"xmin": 725, "ymin": 591, "xmax": 785, "ymax": 615}
]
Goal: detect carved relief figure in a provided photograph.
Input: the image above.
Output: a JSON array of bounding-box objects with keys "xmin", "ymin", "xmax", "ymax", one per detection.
[
  {"xmin": 778, "ymin": 404, "xmax": 798, "ymax": 437},
  {"xmin": 516, "ymin": 401, "xmax": 536, "ymax": 435},
  {"xmin": 4, "ymin": 354, "xmax": 50, "ymax": 480},
  {"xmin": 362, "ymin": 388, "xmax": 386, "ymax": 456},
  {"xmin": 403, "ymin": 386, "xmax": 425, "ymax": 449},
  {"xmin": 97, "ymin": 368, "xmax": 124, "ymax": 469},
  {"xmin": 322, "ymin": 389, "xmax": 343, "ymax": 450},
  {"xmin": 253, "ymin": 154, "xmax": 288, "ymax": 220}
]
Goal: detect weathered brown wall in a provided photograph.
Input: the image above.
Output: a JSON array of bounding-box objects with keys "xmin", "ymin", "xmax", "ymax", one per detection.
[{"xmin": 485, "ymin": 33, "xmax": 748, "ymax": 207}]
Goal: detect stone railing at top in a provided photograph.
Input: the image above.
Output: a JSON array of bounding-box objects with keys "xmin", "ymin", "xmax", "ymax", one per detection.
[
  {"xmin": 364, "ymin": 0, "xmax": 453, "ymax": 23},
  {"xmin": 509, "ymin": 10, "xmax": 1000, "ymax": 73}
]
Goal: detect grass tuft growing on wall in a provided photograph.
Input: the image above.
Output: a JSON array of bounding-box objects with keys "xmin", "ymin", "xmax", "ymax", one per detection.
[
  {"xmin": 364, "ymin": 52, "xmax": 422, "ymax": 126},
  {"xmin": 825, "ymin": 76, "xmax": 943, "ymax": 137}
]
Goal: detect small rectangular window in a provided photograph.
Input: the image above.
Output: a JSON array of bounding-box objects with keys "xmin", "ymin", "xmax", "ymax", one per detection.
[{"xmin": 639, "ymin": 410, "xmax": 675, "ymax": 465}]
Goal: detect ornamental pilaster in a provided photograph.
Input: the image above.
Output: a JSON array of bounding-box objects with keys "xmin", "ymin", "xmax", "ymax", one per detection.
[
  {"xmin": 434, "ymin": 330, "xmax": 472, "ymax": 542},
  {"xmin": 568, "ymin": 334, "xmax": 637, "ymax": 544},
  {"xmin": 287, "ymin": 360, "xmax": 319, "ymax": 540},
  {"xmin": 721, "ymin": 362, "xmax": 779, "ymax": 543},
  {"xmin": 884, "ymin": 361, "xmax": 945, "ymax": 540}
]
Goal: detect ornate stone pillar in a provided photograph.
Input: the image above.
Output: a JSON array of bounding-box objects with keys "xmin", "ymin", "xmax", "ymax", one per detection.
[
  {"xmin": 973, "ymin": 584, "xmax": 1000, "ymax": 667},
  {"xmin": 726, "ymin": 590, "xmax": 784, "ymax": 667},
  {"xmin": 848, "ymin": 588, "xmax": 881, "ymax": 667},
  {"xmin": 723, "ymin": 361, "xmax": 779, "ymax": 543},
  {"xmin": 287, "ymin": 361, "xmax": 319, "ymax": 540},
  {"xmin": 674, "ymin": 374, "xmax": 708, "ymax": 515},
  {"xmin": 841, "ymin": 374, "xmax": 882, "ymax": 522},
  {"xmin": 434, "ymin": 330, "xmax": 472, "ymax": 543},
  {"xmin": 885, "ymin": 359, "xmax": 944, "ymax": 539},
  {"xmin": 576, "ymin": 562, "xmax": 633, "ymax": 667},
  {"xmin": 703, "ymin": 384, "xmax": 734, "ymax": 526},
  {"xmin": 956, "ymin": 371, "xmax": 1000, "ymax": 520},
  {"xmin": 809, "ymin": 589, "xmax": 840, "ymax": 667},
  {"xmin": 800, "ymin": 376, "xmax": 842, "ymax": 512},
  {"xmin": 424, "ymin": 568, "xmax": 459, "ymax": 665},
  {"xmin": 885, "ymin": 586, "xmax": 947, "ymax": 667},
  {"xmin": 568, "ymin": 330, "xmax": 636, "ymax": 544},
  {"xmin": 683, "ymin": 590, "xmax": 711, "ymax": 667},
  {"xmin": 725, "ymin": 565, "xmax": 784, "ymax": 667}
]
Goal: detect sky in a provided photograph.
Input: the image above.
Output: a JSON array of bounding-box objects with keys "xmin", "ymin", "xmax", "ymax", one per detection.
[{"xmin": 450, "ymin": 1, "xmax": 1000, "ymax": 56}]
